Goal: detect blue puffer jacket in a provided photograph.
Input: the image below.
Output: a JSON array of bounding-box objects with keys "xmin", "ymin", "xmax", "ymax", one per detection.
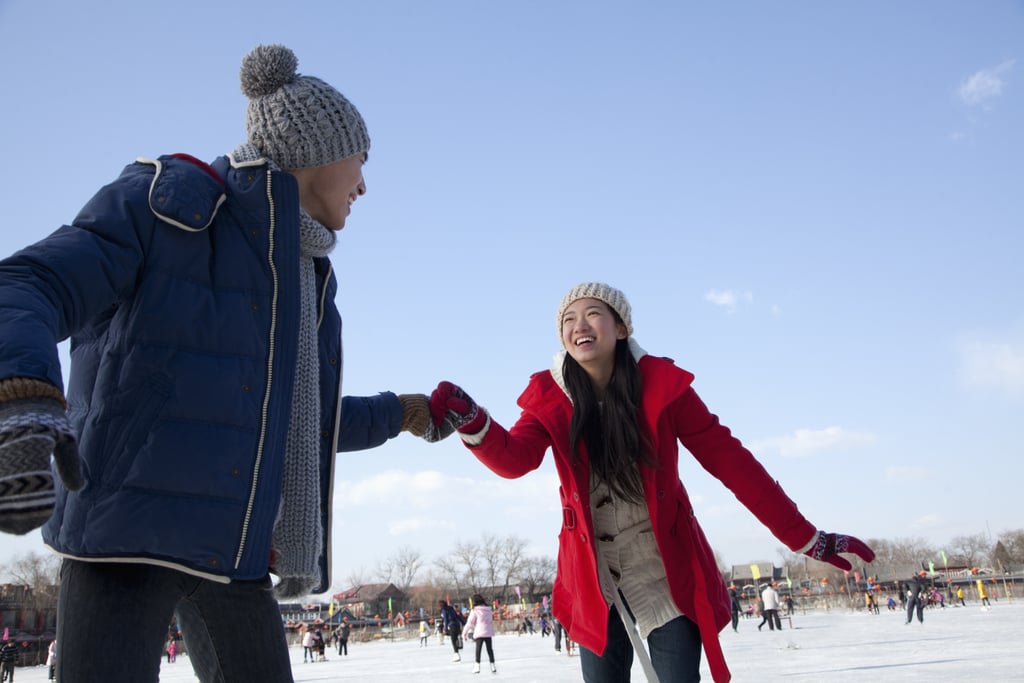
[{"xmin": 0, "ymin": 153, "xmax": 403, "ymax": 592}]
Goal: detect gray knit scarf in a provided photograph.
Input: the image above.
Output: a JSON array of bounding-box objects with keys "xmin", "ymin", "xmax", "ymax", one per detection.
[{"xmin": 232, "ymin": 144, "xmax": 336, "ymax": 598}]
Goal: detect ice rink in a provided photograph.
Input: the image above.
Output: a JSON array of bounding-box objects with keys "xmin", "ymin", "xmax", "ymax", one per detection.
[{"xmin": 12, "ymin": 600, "xmax": 1022, "ymax": 681}]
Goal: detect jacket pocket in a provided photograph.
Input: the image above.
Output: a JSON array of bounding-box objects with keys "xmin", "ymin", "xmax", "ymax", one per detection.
[{"xmin": 99, "ymin": 374, "xmax": 172, "ymax": 490}]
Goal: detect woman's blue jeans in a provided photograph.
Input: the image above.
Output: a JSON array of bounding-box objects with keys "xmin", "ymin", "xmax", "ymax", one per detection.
[
  {"xmin": 580, "ymin": 604, "xmax": 703, "ymax": 682},
  {"xmin": 55, "ymin": 559, "xmax": 293, "ymax": 683}
]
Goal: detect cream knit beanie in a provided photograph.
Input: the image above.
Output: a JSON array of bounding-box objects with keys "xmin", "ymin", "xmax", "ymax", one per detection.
[{"xmin": 556, "ymin": 282, "xmax": 633, "ymax": 338}]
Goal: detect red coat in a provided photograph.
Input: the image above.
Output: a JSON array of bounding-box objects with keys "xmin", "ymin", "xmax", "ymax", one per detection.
[{"xmin": 466, "ymin": 353, "xmax": 816, "ymax": 683}]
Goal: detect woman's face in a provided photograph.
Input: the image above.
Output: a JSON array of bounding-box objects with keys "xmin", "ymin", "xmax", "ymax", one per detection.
[{"xmin": 560, "ymin": 298, "xmax": 628, "ymax": 377}]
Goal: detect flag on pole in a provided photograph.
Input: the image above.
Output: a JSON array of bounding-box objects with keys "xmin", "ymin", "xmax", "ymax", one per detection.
[
  {"xmin": 786, "ymin": 576, "xmax": 792, "ymax": 588},
  {"xmin": 750, "ymin": 564, "xmax": 761, "ymax": 580},
  {"xmin": 941, "ymin": 551, "xmax": 948, "ymax": 567},
  {"xmin": 928, "ymin": 561, "xmax": 936, "ymax": 575},
  {"xmin": 388, "ymin": 597, "xmax": 393, "ymax": 613},
  {"xmin": 328, "ymin": 601, "xmax": 334, "ymax": 618}
]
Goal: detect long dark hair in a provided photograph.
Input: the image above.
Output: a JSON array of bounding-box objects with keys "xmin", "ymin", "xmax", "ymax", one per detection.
[{"xmin": 563, "ymin": 334, "xmax": 654, "ymax": 503}]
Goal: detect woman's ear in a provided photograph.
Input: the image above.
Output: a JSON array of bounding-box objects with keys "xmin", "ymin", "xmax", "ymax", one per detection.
[{"xmin": 616, "ymin": 323, "xmax": 628, "ymax": 340}]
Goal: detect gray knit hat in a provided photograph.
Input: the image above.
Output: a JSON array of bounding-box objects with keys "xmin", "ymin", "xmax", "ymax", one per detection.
[
  {"xmin": 240, "ymin": 44, "xmax": 370, "ymax": 170},
  {"xmin": 556, "ymin": 282, "xmax": 633, "ymax": 338}
]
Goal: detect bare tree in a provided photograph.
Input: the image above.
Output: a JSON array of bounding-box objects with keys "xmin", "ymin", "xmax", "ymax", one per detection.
[
  {"xmin": 3, "ymin": 551, "xmax": 61, "ymax": 589},
  {"xmin": 432, "ymin": 540, "xmax": 479, "ymax": 602},
  {"xmin": 996, "ymin": 528, "xmax": 1024, "ymax": 567},
  {"xmin": 1, "ymin": 551, "xmax": 61, "ymax": 640},
  {"xmin": 517, "ymin": 555, "xmax": 556, "ymax": 603},
  {"xmin": 343, "ymin": 567, "xmax": 371, "ymax": 591},
  {"xmin": 451, "ymin": 540, "xmax": 484, "ymax": 594},
  {"xmin": 869, "ymin": 536, "xmax": 935, "ymax": 567},
  {"xmin": 498, "ymin": 536, "xmax": 528, "ymax": 604},
  {"xmin": 992, "ymin": 540, "xmax": 1012, "ymax": 572},
  {"xmin": 712, "ymin": 548, "xmax": 727, "ymax": 576},
  {"xmin": 375, "ymin": 556, "xmax": 395, "ymax": 585},
  {"xmin": 391, "ymin": 546, "xmax": 425, "ymax": 590},
  {"xmin": 947, "ymin": 533, "xmax": 991, "ymax": 568},
  {"xmin": 776, "ymin": 546, "xmax": 806, "ymax": 581},
  {"xmin": 481, "ymin": 534, "xmax": 504, "ymax": 590}
]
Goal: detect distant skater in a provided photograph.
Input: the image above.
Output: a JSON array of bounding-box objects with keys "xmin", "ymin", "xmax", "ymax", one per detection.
[
  {"xmin": 463, "ymin": 594, "xmax": 497, "ymax": 674},
  {"xmin": 905, "ymin": 576, "xmax": 925, "ymax": 624}
]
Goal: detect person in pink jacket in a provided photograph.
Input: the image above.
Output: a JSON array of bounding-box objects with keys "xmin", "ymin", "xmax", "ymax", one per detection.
[
  {"xmin": 431, "ymin": 282, "xmax": 874, "ymax": 683},
  {"xmin": 463, "ymin": 593, "xmax": 497, "ymax": 674}
]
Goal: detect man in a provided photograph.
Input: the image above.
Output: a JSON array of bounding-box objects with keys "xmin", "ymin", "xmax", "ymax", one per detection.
[
  {"xmin": 0, "ymin": 44, "xmax": 451, "ymax": 683},
  {"xmin": 905, "ymin": 575, "xmax": 926, "ymax": 624},
  {"xmin": 0, "ymin": 640, "xmax": 17, "ymax": 682},
  {"xmin": 759, "ymin": 583, "xmax": 782, "ymax": 631},
  {"xmin": 729, "ymin": 586, "xmax": 741, "ymax": 632},
  {"xmin": 439, "ymin": 599, "xmax": 463, "ymax": 662},
  {"xmin": 335, "ymin": 617, "xmax": 351, "ymax": 656}
]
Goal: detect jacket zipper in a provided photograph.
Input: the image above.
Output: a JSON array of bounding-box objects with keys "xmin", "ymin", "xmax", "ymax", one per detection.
[{"xmin": 235, "ymin": 168, "xmax": 279, "ymax": 570}]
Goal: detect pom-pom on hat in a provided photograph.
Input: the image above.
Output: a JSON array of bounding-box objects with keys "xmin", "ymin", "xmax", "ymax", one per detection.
[
  {"xmin": 240, "ymin": 44, "xmax": 370, "ymax": 170},
  {"xmin": 556, "ymin": 282, "xmax": 633, "ymax": 338}
]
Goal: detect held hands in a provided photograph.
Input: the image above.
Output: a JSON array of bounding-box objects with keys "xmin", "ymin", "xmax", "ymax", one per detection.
[
  {"xmin": 398, "ymin": 394, "xmax": 455, "ymax": 443},
  {"xmin": 0, "ymin": 397, "xmax": 84, "ymax": 535},
  {"xmin": 430, "ymin": 381, "xmax": 487, "ymax": 435},
  {"xmin": 803, "ymin": 530, "xmax": 876, "ymax": 571}
]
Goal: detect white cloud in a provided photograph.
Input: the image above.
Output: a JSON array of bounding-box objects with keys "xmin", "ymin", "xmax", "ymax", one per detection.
[
  {"xmin": 958, "ymin": 60, "xmax": 1015, "ymax": 107},
  {"xmin": 387, "ymin": 517, "xmax": 455, "ymax": 535},
  {"xmin": 334, "ymin": 469, "xmax": 561, "ymax": 530},
  {"xmin": 910, "ymin": 513, "xmax": 944, "ymax": 531},
  {"xmin": 749, "ymin": 426, "xmax": 876, "ymax": 458},
  {"xmin": 335, "ymin": 469, "xmax": 464, "ymax": 507},
  {"xmin": 704, "ymin": 289, "xmax": 753, "ymax": 311},
  {"xmin": 959, "ymin": 339, "xmax": 1024, "ymax": 392},
  {"xmin": 883, "ymin": 465, "xmax": 930, "ymax": 484}
]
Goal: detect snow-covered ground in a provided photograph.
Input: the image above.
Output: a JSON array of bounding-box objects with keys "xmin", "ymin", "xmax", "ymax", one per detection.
[{"xmin": 15, "ymin": 601, "xmax": 1023, "ymax": 681}]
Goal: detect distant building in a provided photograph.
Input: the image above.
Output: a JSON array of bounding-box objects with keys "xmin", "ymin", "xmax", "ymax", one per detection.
[
  {"xmin": 0, "ymin": 583, "xmax": 56, "ymax": 636},
  {"xmin": 332, "ymin": 583, "xmax": 408, "ymax": 619}
]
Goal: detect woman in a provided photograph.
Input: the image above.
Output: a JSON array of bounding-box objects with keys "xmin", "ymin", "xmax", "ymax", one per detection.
[
  {"xmin": 463, "ymin": 594, "xmax": 497, "ymax": 674},
  {"xmin": 430, "ymin": 282, "xmax": 873, "ymax": 683}
]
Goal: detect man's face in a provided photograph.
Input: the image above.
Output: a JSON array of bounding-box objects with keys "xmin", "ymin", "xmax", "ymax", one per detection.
[{"xmin": 292, "ymin": 153, "xmax": 367, "ymax": 230}]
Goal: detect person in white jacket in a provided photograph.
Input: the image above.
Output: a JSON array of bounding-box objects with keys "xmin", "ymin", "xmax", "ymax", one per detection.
[
  {"xmin": 463, "ymin": 594, "xmax": 497, "ymax": 674},
  {"xmin": 301, "ymin": 629, "xmax": 315, "ymax": 663},
  {"xmin": 759, "ymin": 584, "xmax": 783, "ymax": 631}
]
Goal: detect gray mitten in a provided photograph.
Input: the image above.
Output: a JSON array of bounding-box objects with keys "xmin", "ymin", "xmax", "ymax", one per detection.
[{"xmin": 0, "ymin": 398, "xmax": 84, "ymax": 535}]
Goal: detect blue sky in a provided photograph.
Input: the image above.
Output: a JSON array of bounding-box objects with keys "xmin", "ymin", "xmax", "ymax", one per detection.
[{"xmin": 1, "ymin": 1, "xmax": 1021, "ymax": 591}]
